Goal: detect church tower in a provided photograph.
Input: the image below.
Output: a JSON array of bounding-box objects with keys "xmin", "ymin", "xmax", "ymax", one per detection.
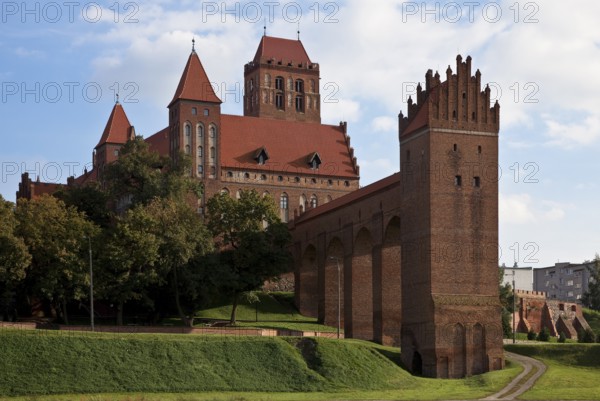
[
  {"xmin": 168, "ymin": 40, "xmax": 222, "ymax": 188},
  {"xmin": 93, "ymin": 99, "xmax": 135, "ymax": 176},
  {"xmin": 244, "ymin": 35, "xmax": 320, "ymax": 123},
  {"xmin": 399, "ymin": 55, "xmax": 504, "ymax": 378}
]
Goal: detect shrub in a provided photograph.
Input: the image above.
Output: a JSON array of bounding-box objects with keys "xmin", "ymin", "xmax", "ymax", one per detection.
[
  {"xmin": 527, "ymin": 329, "xmax": 537, "ymax": 340},
  {"xmin": 537, "ymin": 327, "xmax": 550, "ymax": 342},
  {"xmin": 501, "ymin": 310, "xmax": 512, "ymax": 338},
  {"xmin": 578, "ymin": 328, "xmax": 596, "ymax": 343},
  {"xmin": 558, "ymin": 332, "xmax": 567, "ymax": 343}
]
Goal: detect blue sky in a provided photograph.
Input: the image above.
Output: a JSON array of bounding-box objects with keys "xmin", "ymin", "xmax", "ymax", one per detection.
[{"xmin": 1, "ymin": 0, "xmax": 599, "ymax": 267}]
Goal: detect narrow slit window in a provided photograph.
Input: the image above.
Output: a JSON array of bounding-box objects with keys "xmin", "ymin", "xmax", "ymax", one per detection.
[{"xmin": 455, "ymin": 175, "xmax": 462, "ymax": 186}]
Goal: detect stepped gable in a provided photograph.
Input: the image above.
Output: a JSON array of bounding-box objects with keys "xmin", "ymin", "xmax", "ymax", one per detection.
[{"xmin": 399, "ymin": 55, "xmax": 500, "ymax": 139}]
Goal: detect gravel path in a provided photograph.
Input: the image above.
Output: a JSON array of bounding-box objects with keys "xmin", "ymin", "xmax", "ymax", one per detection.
[{"xmin": 481, "ymin": 351, "xmax": 546, "ymax": 400}]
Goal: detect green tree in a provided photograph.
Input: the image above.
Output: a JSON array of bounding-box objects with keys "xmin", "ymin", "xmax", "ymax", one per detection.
[
  {"xmin": 0, "ymin": 196, "xmax": 31, "ymax": 321},
  {"xmin": 582, "ymin": 256, "xmax": 600, "ymax": 311},
  {"xmin": 54, "ymin": 182, "xmax": 111, "ymax": 227},
  {"xmin": 499, "ymin": 269, "xmax": 518, "ymax": 338},
  {"xmin": 15, "ymin": 195, "xmax": 99, "ymax": 324},
  {"xmin": 537, "ymin": 327, "xmax": 550, "ymax": 342},
  {"xmin": 145, "ymin": 198, "xmax": 213, "ymax": 327},
  {"xmin": 206, "ymin": 190, "xmax": 291, "ymax": 324},
  {"xmin": 97, "ymin": 205, "xmax": 162, "ymax": 325},
  {"xmin": 103, "ymin": 136, "xmax": 201, "ymax": 209}
]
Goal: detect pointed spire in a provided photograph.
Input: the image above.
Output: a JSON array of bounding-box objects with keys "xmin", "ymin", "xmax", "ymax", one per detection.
[
  {"xmin": 192, "ymin": 37, "xmax": 196, "ymax": 53},
  {"xmin": 169, "ymin": 50, "xmax": 222, "ymax": 107},
  {"xmin": 96, "ymin": 102, "xmax": 133, "ymax": 148},
  {"xmin": 115, "ymin": 93, "xmax": 119, "ymax": 104},
  {"xmin": 297, "ymin": 21, "xmax": 300, "ymax": 40},
  {"xmin": 263, "ymin": 18, "xmax": 267, "ymax": 36}
]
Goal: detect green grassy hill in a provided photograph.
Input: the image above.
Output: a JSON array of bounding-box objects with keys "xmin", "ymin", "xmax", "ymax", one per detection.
[
  {"xmin": 0, "ymin": 330, "xmax": 519, "ymax": 400},
  {"xmin": 195, "ymin": 292, "xmax": 338, "ymax": 332},
  {"xmin": 583, "ymin": 308, "xmax": 600, "ymax": 332}
]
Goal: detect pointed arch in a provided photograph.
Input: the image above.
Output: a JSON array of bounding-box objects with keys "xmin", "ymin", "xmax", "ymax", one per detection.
[
  {"xmin": 452, "ymin": 323, "xmax": 467, "ymax": 378},
  {"xmin": 472, "ymin": 323, "xmax": 486, "ymax": 375},
  {"xmin": 280, "ymin": 192, "xmax": 289, "ymax": 222},
  {"xmin": 299, "ymin": 194, "xmax": 307, "ymax": 214}
]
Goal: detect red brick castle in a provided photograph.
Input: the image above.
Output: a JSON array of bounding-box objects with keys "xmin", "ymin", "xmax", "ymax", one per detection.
[
  {"xmin": 18, "ymin": 35, "xmax": 360, "ymax": 217},
  {"xmin": 17, "ymin": 35, "xmax": 504, "ymax": 378}
]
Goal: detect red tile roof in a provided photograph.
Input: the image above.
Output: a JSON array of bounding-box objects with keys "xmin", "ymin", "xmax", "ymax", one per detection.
[
  {"xmin": 146, "ymin": 127, "xmax": 170, "ymax": 156},
  {"xmin": 220, "ymin": 115, "xmax": 358, "ymax": 178},
  {"xmin": 253, "ymin": 36, "xmax": 311, "ymax": 64},
  {"xmin": 73, "ymin": 168, "xmax": 98, "ymax": 186},
  {"xmin": 95, "ymin": 103, "xmax": 133, "ymax": 148},
  {"xmin": 169, "ymin": 51, "xmax": 221, "ymax": 107},
  {"xmin": 294, "ymin": 173, "xmax": 401, "ymax": 224}
]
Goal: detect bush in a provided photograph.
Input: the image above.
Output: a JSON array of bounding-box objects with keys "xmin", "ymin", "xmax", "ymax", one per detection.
[
  {"xmin": 527, "ymin": 329, "xmax": 537, "ymax": 340},
  {"xmin": 578, "ymin": 328, "xmax": 596, "ymax": 343},
  {"xmin": 537, "ymin": 327, "xmax": 550, "ymax": 342},
  {"xmin": 501, "ymin": 310, "xmax": 512, "ymax": 338},
  {"xmin": 558, "ymin": 332, "xmax": 567, "ymax": 343}
]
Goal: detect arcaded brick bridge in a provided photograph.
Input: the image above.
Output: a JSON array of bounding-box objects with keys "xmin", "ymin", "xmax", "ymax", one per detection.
[
  {"xmin": 290, "ymin": 173, "xmax": 402, "ymax": 346},
  {"xmin": 290, "ymin": 54, "xmax": 505, "ymax": 378}
]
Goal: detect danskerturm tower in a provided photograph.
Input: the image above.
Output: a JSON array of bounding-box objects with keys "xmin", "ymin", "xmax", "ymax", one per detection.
[{"xmin": 399, "ymin": 55, "xmax": 504, "ymax": 378}]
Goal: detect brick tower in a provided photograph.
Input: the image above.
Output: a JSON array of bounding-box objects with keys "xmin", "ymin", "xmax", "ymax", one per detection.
[
  {"xmin": 168, "ymin": 41, "xmax": 222, "ymax": 198},
  {"xmin": 399, "ymin": 55, "xmax": 504, "ymax": 378},
  {"xmin": 243, "ymin": 35, "xmax": 320, "ymax": 123}
]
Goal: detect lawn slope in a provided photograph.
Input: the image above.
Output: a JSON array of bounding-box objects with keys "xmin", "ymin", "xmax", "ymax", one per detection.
[
  {"xmin": 506, "ymin": 344, "xmax": 600, "ymax": 400},
  {"xmin": 0, "ymin": 330, "xmax": 520, "ymax": 400}
]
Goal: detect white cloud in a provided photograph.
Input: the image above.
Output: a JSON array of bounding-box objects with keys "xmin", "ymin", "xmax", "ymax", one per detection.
[
  {"xmin": 500, "ymin": 193, "xmax": 536, "ymax": 224},
  {"xmin": 321, "ymin": 98, "xmax": 361, "ymax": 124},
  {"xmin": 14, "ymin": 47, "xmax": 44, "ymax": 58},
  {"xmin": 358, "ymin": 158, "xmax": 397, "ymax": 186},
  {"xmin": 544, "ymin": 114, "xmax": 600, "ymax": 148},
  {"xmin": 500, "ymin": 193, "xmax": 567, "ymax": 225},
  {"xmin": 371, "ymin": 116, "xmax": 396, "ymax": 132}
]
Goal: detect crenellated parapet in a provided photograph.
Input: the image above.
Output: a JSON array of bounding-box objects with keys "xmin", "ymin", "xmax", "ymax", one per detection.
[{"xmin": 399, "ymin": 55, "xmax": 500, "ymax": 138}]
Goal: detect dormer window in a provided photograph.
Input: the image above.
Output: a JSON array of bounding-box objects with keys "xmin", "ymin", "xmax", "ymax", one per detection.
[
  {"xmin": 254, "ymin": 147, "xmax": 269, "ymax": 165},
  {"xmin": 307, "ymin": 152, "xmax": 322, "ymax": 170}
]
